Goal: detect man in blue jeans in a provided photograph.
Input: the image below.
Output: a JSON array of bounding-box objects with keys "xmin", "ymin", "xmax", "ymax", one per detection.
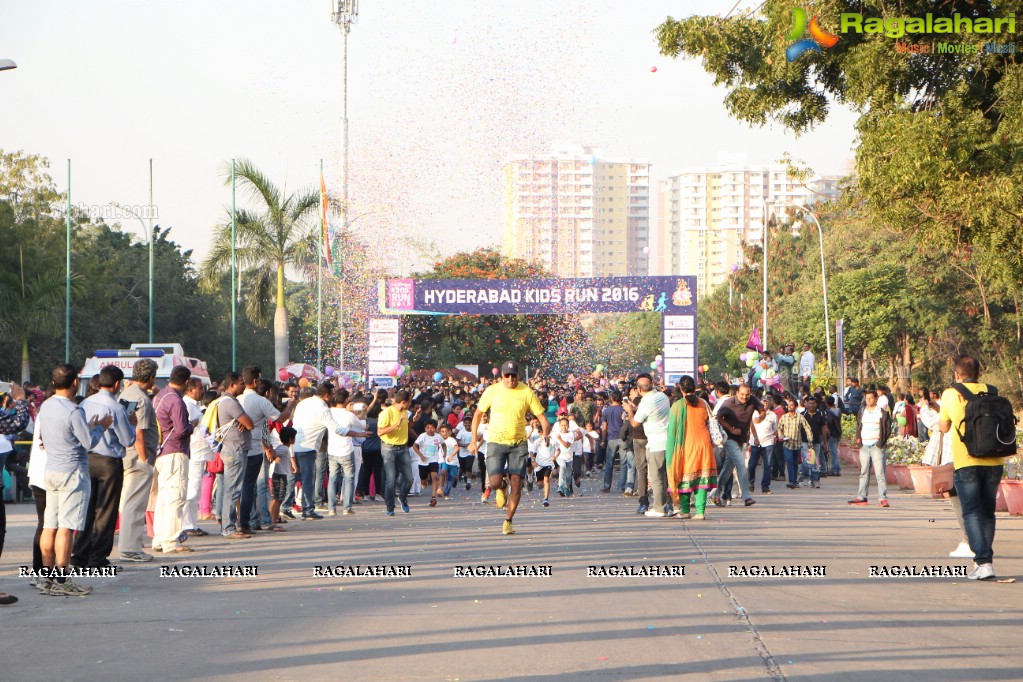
[
  {"xmin": 712, "ymin": 384, "xmax": 761, "ymax": 507},
  {"xmin": 600, "ymin": 392, "xmax": 626, "ymax": 493},
  {"xmin": 938, "ymin": 355, "xmax": 1009, "ymax": 581},
  {"xmin": 291, "ymin": 383, "xmax": 351, "ymax": 520},
  {"xmin": 377, "ymin": 391, "xmax": 415, "ymax": 515}
]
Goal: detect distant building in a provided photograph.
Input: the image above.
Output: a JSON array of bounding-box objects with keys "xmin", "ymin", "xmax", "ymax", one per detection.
[
  {"xmin": 653, "ymin": 154, "xmax": 842, "ymax": 295},
  {"xmin": 502, "ymin": 143, "xmax": 650, "ymax": 278}
]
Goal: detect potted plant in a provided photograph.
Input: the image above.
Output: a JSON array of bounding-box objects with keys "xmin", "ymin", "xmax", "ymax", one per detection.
[
  {"xmin": 907, "ymin": 437, "xmax": 953, "ymax": 497},
  {"xmin": 999, "ymin": 431, "xmax": 1023, "ymax": 515},
  {"xmin": 886, "ymin": 437, "xmax": 917, "ymax": 490}
]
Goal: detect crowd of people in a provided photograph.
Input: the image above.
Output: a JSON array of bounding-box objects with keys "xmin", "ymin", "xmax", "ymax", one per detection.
[{"xmin": 0, "ymin": 348, "xmax": 1012, "ymax": 605}]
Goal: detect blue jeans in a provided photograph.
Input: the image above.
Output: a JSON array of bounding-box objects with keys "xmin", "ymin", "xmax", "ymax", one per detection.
[
  {"xmin": 558, "ymin": 459, "xmax": 574, "ymax": 496},
  {"xmin": 747, "ymin": 445, "xmax": 773, "ymax": 492},
  {"xmin": 716, "ymin": 440, "xmax": 751, "ymax": 500},
  {"xmin": 314, "ymin": 451, "xmax": 328, "ymax": 506},
  {"xmin": 293, "ymin": 449, "xmax": 318, "ymax": 515},
  {"xmin": 856, "ymin": 445, "xmax": 888, "ymax": 500},
  {"xmin": 602, "ymin": 439, "xmax": 625, "ymax": 490},
  {"xmin": 381, "ymin": 443, "xmax": 413, "ymax": 512},
  {"xmin": 239, "ymin": 452, "xmax": 263, "ymax": 529},
  {"xmin": 800, "ymin": 443, "xmax": 820, "ymax": 482},
  {"xmin": 828, "ymin": 437, "xmax": 840, "ymax": 474},
  {"xmin": 617, "ymin": 449, "xmax": 636, "ymax": 492},
  {"xmin": 954, "ymin": 465, "xmax": 1003, "ymax": 565},
  {"xmin": 327, "ymin": 456, "xmax": 355, "ymax": 512},
  {"xmin": 252, "ymin": 456, "xmax": 272, "ymax": 527},
  {"xmin": 283, "ymin": 470, "xmax": 297, "ymax": 509},
  {"xmin": 772, "ymin": 442, "xmax": 785, "ymax": 478},
  {"xmin": 782, "ymin": 447, "xmax": 801, "ymax": 486},
  {"xmin": 219, "ymin": 448, "xmax": 246, "ymax": 535}
]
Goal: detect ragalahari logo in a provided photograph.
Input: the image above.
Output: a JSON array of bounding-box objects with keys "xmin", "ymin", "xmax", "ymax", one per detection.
[{"xmin": 786, "ymin": 7, "xmax": 839, "ymax": 61}]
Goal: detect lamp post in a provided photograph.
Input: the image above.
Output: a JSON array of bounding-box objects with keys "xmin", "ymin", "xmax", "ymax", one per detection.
[
  {"xmin": 761, "ymin": 198, "xmax": 769, "ymax": 349},
  {"xmin": 0, "ymin": 59, "xmax": 17, "ymax": 72},
  {"xmin": 332, "ymin": 0, "xmax": 359, "ymax": 371},
  {"xmin": 768, "ymin": 201, "xmax": 832, "ymax": 366},
  {"xmin": 111, "ymin": 197, "xmax": 154, "ymax": 344}
]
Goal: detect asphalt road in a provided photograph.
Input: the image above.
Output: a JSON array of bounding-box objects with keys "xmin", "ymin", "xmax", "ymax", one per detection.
[{"xmin": 1, "ymin": 471, "xmax": 1020, "ymax": 682}]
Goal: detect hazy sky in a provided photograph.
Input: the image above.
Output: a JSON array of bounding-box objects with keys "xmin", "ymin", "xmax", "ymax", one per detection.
[{"xmin": 2, "ymin": 0, "xmax": 858, "ymax": 273}]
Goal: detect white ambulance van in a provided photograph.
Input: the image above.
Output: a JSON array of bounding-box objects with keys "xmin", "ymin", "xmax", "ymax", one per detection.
[{"xmin": 78, "ymin": 343, "xmax": 212, "ymax": 396}]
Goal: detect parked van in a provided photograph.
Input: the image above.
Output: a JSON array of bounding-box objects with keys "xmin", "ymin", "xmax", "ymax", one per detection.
[{"xmin": 78, "ymin": 343, "xmax": 211, "ymax": 395}]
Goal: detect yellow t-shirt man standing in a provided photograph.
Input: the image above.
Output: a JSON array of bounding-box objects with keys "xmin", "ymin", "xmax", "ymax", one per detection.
[{"xmin": 937, "ymin": 382, "xmax": 1008, "ymax": 470}]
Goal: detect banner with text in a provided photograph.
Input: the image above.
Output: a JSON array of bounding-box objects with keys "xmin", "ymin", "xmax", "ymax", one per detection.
[{"xmin": 383, "ymin": 276, "xmax": 696, "ymax": 316}]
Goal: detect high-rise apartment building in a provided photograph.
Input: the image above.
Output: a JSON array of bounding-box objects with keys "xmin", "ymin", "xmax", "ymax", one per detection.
[
  {"xmin": 653, "ymin": 155, "xmax": 841, "ymax": 295},
  {"xmin": 502, "ymin": 143, "xmax": 650, "ymax": 278}
]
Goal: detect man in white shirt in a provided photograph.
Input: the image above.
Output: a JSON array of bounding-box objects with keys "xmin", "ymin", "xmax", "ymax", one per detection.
[
  {"xmin": 799, "ymin": 344, "xmax": 815, "ymax": 391},
  {"xmin": 291, "ymin": 383, "xmax": 350, "ymax": 519},
  {"xmin": 748, "ymin": 404, "xmax": 778, "ymax": 494},
  {"xmin": 182, "ymin": 378, "xmax": 211, "ymax": 536},
  {"xmin": 238, "ymin": 367, "xmax": 280, "ymax": 532},
  {"xmin": 624, "ymin": 374, "xmax": 671, "ymax": 518},
  {"xmin": 326, "ymin": 388, "xmax": 367, "ymax": 515}
]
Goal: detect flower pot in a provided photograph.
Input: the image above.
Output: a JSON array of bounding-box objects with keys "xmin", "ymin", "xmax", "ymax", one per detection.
[
  {"xmin": 996, "ymin": 484, "xmax": 1008, "ymax": 512},
  {"xmin": 885, "ymin": 464, "xmax": 898, "ymax": 485},
  {"xmin": 891, "ymin": 464, "xmax": 914, "ymax": 490},
  {"xmin": 1001, "ymin": 479, "xmax": 1023, "ymax": 516},
  {"xmin": 908, "ymin": 464, "xmax": 954, "ymax": 498}
]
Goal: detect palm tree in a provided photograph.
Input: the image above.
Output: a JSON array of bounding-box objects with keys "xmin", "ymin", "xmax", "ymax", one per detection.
[
  {"xmin": 0, "ymin": 253, "xmax": 83, "ymax": 383},
  {"xmin": 200, "ymin": 159, "xmax": 319, "ymax": 372}
]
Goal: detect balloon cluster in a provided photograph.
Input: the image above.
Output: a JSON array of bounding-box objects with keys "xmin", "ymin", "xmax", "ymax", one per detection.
[
  {"xmin": 698, "ymin": 364, "xmax": 709, "ymax": 373},
  {"xmin": 740, "ymin": 351, "xmax": 780, "ymax": 388},
  {"xmin": 592, "ymin": 364, "xmax": 605, "ymax": 378},
  {"xmin": 649, "ymin": 356, "xmax": 663, "ymax": 372},
  {"xmin": 324, "ymin": 366, "xmax": 335, "ymax": 377},
  {"xmin": 387, "ymin": 362, "xmax": 409, "ymax": 378}
]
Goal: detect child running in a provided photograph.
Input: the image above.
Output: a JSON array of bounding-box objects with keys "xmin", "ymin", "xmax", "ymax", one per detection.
[
  {"xmin": 532, "ymin": 427, "xmax": 555, "ymax": 506},
  {"xmin": 456, "ymin": 415, "xmax": 475, "ymax": 490},
  {"xmin": 554, "ymin": 413, "xmax": 577, "ymax": 497},
  {"xmin": 413, "ymin": 419, "xmax": 445, "ymax": 506},
  {"xmin": 440, "ymin": 423, "xmax": 459, "ymax": 498}
]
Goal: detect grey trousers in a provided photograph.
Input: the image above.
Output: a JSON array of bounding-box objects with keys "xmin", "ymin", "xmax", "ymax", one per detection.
[
  {"xmin": 118, "ymin": 453, "xmax": 153, "ymax": 554},
  {"xmin": 633, "ymin": 438, "xmax": 649, "ymax": 505}
]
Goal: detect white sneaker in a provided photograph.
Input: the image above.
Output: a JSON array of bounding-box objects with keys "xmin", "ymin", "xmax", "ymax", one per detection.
[
  {"xmin": 373, "ymin": 495, "xmax": 384, "ymax": 502},
  {"xmin": 949, "ymin": 541, "xmax": 973, "ymax": 559},
  {"xmin": 968, "ymin": 563, "xmax": 995, "ymax": 581},
  {"xmin": 644, "ymin": 510, "xmax": 667, "ymax": 518}
]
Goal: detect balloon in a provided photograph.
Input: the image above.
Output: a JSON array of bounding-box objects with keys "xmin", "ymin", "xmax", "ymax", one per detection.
[
  {"xmin": 396, "ymin": 366, "xmax": 405, "ymax": 378},
  {"xmin": 746, "ymin": 359, "xmax": 755, "ymax": 368},
  {"xmin": 642, "ymin": 246, "xmax": 650, "ymax": 255},
  {"xmin": 650, "ymin": 66, "xmax": 657, "ymax": 72},
  {"xmin": 298, "ymin": 377, "xmax": 310, "ymax": 388},
  {"xmin": 731, "ymin": 264, "xmax": 740, "ymax": 272},
  {"xmin": 278, "ymin": 369, "xmax": 289, "ymax": 381},
  {"xmin": 655, "ymin": 354, "xmax": 662, "ymax": 362},
  {"xmin": 596, "ymin": 364, "xmax": 604, "ymax": 373},
  {"xmin": 739, "ymin": 353, "xmax": 747, "ymax": 362},
  {"xmin": 600, "ymin": 379, "xmax": 607, "ymax": 386},
  {"xmin": 760, "ymin": 361, "xmax": 768, "ymax": 369},
  {"xmin": 650, "ymin": 361, "xmax": 658, "ymax": 369},
  {"xmin": 703, "ymin": 365, "xmax": 710, "ymax": 372},
  {"xmin": 492, "ymin": 367, "xmax": 499, "ymax": 376},
  {"xmin": 433, "ymin": 372, "xmax": 443, "ymax": 382},
  {"xmin": 896, "ymin": 415, "xmax": 907, "ymax": 426},
  {"xmin": 324, "ymin": 366, "xmax": 335, "ymax": 377}
]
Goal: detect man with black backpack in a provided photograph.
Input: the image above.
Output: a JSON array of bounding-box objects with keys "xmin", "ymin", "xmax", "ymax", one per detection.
[{"xmin": 938, "ymin": 355, "xmax": 1018, "ymax": 581}]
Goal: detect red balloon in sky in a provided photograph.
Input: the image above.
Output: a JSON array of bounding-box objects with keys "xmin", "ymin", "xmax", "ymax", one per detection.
[{"xmin": 650, "ymin": 66, "xmax": 657, "ymax": 73}]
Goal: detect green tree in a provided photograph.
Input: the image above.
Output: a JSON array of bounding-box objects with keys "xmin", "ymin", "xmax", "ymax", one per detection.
[
  {"xmin": 402, "ymin": 248, "xmax": 582, "ymax": 375},
  {"xmin": 199, "ymin": 159, "xmax": 318, "ymax": 373},
  {"xmin": 587, "ymin": 312, "xmax": 662, "ymax": 373},
  {"xmin": 0, "ymin": 263, "xmax": 83, "ymax": 383}
]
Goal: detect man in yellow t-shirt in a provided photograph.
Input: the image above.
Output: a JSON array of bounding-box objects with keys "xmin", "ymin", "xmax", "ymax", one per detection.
[
  {"xmin": 938, "ymin": 355, "xmax": 1007, "ymax": 581},
  {"xmin": 376, "ymin": 390, "xmax": 414, "ymax": 516},
  {"xmin": 469, "ymin": 361, "xmax": 548, "ymax": 535}
]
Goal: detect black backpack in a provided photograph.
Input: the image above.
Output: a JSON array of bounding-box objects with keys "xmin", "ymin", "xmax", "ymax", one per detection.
[{"xmin": 952, "ymin": 383, "xmax": 1019, "ymax": 458}]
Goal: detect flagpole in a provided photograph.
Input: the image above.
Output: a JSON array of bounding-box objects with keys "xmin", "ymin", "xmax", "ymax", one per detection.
[
  {"xmin": 317, "ymin": 159, "xmax": 323, "ymax": 371},
  {"xmin": 231, "ymin": 158, "xmax": 237, "ymax": 372},
  {"xmin": 65, "ymin": 159, "xmax": 71, "ymax": 363}
]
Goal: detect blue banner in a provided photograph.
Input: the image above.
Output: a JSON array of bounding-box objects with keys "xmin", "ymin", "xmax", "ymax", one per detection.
[{"xmin": 383, "ymin": 276, "xmax": 697, "ymax": 316}]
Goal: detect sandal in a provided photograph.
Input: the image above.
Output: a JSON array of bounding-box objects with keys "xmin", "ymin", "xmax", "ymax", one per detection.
[
  {"xmin": 186, "ymin": 528, "xmax": 209, "ymax": 537},
  {"xmin": 268, "ymin": 526, "xmax": 286, "ymax": 532},
  {"xmin": 162, "ymin": 545, "xmax": 195, "ymax": 553}
]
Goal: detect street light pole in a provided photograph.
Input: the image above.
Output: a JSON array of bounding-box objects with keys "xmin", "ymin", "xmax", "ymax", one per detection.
[
  {"xmin": 772, "ymin": 202, "xmax": 832, "ymax": 366},
  {"xmin": 110, "ymin": 201, "xmax": 153, "ymax": 342},
  {"xmin": 761, "ymin": 198, "xmax": 769, "ymax": 350},
  {"xmin": 332, "ymin": 0, "xmax": 359, "ymax": 371}
]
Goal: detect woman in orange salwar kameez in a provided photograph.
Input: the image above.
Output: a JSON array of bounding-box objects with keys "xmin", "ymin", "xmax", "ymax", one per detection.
[{"xmin": 666, "ymin": 376, "xmax": 719, "ymax": 520}]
